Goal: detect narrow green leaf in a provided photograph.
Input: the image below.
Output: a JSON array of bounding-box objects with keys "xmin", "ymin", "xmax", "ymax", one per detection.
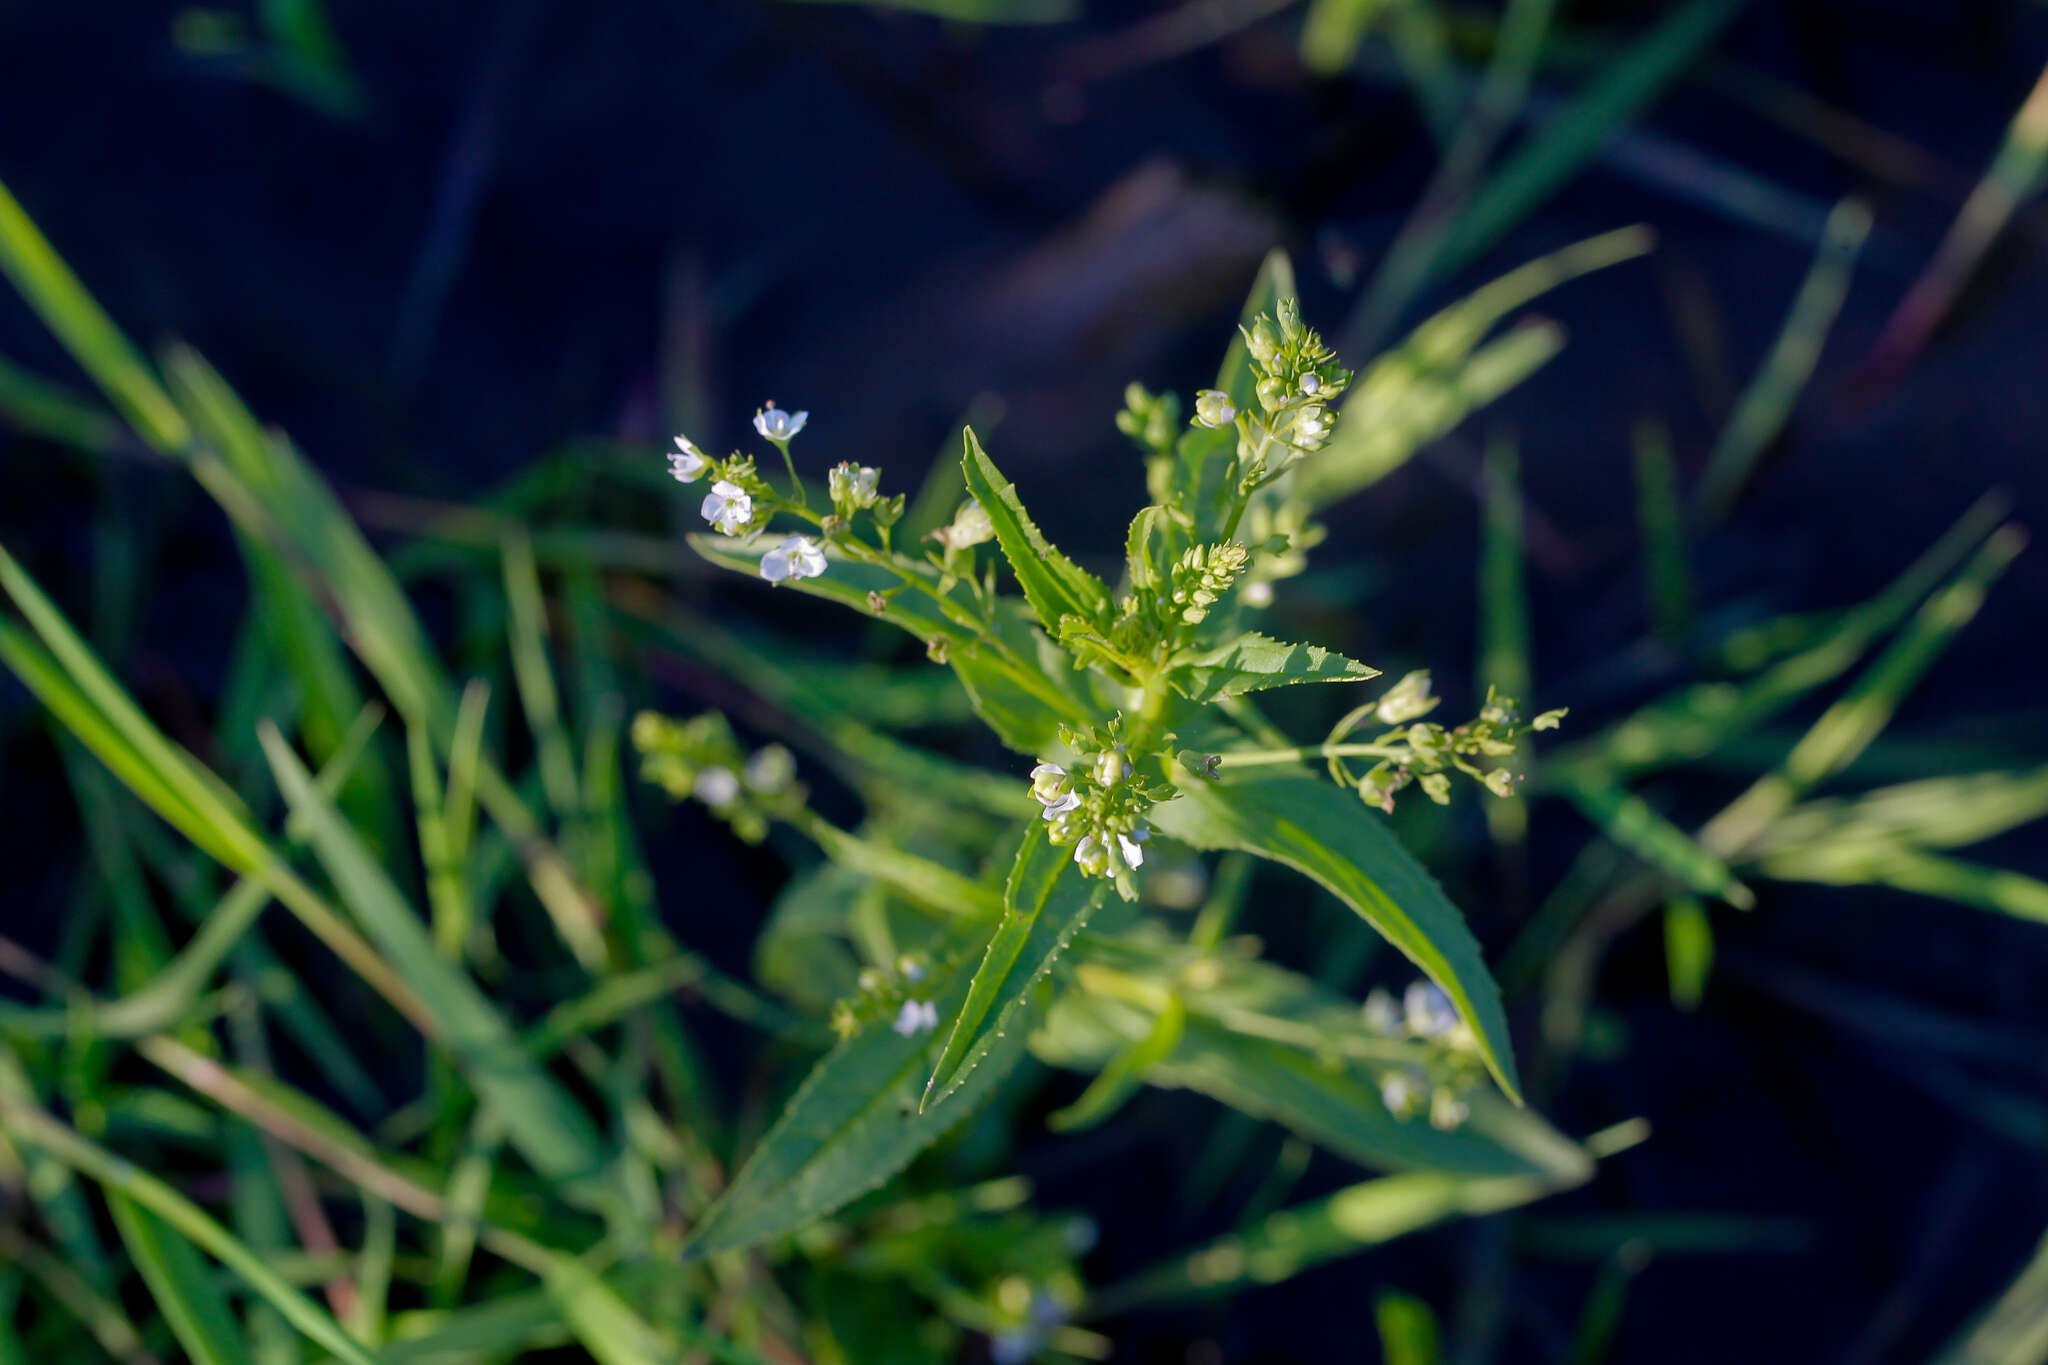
[
  {"xmin": 1150, "ymin": 777, "xmax": 1522, "ymax": 1101},
  {"xmin": 108, "ymin": 1190, "xmax": 256, "ymax": 1365},
  {"xmin": 1697, "ymin": 197, "xmax": 1871, "ymax": 522},
  {"xmin": 1169, "ymin": 633, "xmax": 1380, "ymax": 702},
  {"xmin": 959, "ymin": 427, "xmax": 1111, "ymax": 635},
  {"xmin": 1047, "ymin": 993, "xmax": 1186, "ymax": 1133},
  {"xmin": 1932, "ymin": 1222, "xmax": 2048, "ymax": 1365},
  {"xmin": 1561, "ymin": 776, "xmax": 1754, "ymax": 909},
  {"xmin": 1377, "ymin": 1290, "xmax": 1444, "ymax": 1365},
  {"xmin": 680, "ymin": 935, "xmax": 1034, "ymax": 1259},
  {"xmin": 923, "ymin": 825, "xmax": 1102, "ymax": 1109},
  {"xmin": 1631, "ymin": 419, "xmax": 1694, "ymax": 644},
  {"xmin": 795, "ymin": 811, "xmax": 1004, "ymax": 919}
]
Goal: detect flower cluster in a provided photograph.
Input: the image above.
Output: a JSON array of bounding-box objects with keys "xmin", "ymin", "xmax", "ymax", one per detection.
[
  {"xmin": 631, "ymin": 710, "xmax": 804, "ymax": 843},
  {"xmin": 665, "ymin": 405, "xmax": 901, "ymax": 586},
  {"xmin": 1363, "ymin": 981, "xmax": 1485, "ymax": 1130},
  {"xmin": 829, "ymin": 953, "xmax": 946, "ymax": 1041},
  {"xmin": 1028, "ymin": 720, "xmax": 1176, "ymax": 900},
  {"xmin": 1239, "ymin": 298, "xmax": 1350, "ymax": 457},
  {"xmin": 1335, "ymin": 675, "xmax": 1565, "ymax": 814}
]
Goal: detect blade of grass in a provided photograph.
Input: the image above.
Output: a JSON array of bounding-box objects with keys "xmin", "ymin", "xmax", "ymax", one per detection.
[
  {"xmin": 0, "ymin": 1096, "xmax": 378, "ymax": 1365},
  {"xmin": 108, "ymin": 1191, "xmax": 258, "ymax": 1365},
  {"xmin": 1479, "ymin": 436, "xmax": 1532, "ymax": 844},
  {"xmin": 1631, "ymin": 418, "xmax": 1693, "ymax": 644},
  {"xmin": 1696, "ymin": 198, "xmax": 1872, "ymax": 522}
]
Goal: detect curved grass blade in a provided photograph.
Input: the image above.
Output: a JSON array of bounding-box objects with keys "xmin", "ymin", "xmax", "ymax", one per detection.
[
  {"xmin": 1151, "ymin": 776, "xmax": 1521, "ymax": 1101},
  {"xmin": 960, "ymin": 427, "xmax": 1110, "ymax": 635},
  {"xmin": 108, "ymin": 1191, "xmax": 255, "ymax": 1365},
  {"xmin": 921, "ymin": 825, "xmax": 1103, "ymax": 1111}
]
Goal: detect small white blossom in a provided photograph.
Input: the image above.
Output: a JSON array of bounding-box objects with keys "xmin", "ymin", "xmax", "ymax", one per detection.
[
  {"xmin": 753, "ymin": 403, "xmax": 808, "ymax": 443},
  {"xmin": 1299, "ymin": 373, "xmax": 1322, "ymax": 395},
  {"xmin": 693, "ymin": 766, "xmax": 740, "ymax": 807},
  {"xmin": 932, "ymin": 498, "xmax": 995, "ymax": 551},
  {"xmin": 1193, "ymin": 389, "xmax": 1237, "ymax": 428},
  {"xmin": 668, "ymin": 435, "xmax": 709, "ymax": 483},
  {"xmin": 1404, "ymin": 981, "xmax": 1459, "ymax": 1039},
  {"xmin": 1294, "ymin": 406, "xmax": 1330, "ymax": 442},
  {"xmin": 760, "ymin": 535, "xmax": 826, "ymax": 583},
  {"xmin": 744, "ymin": 744, "xmax": 795, "ymax": 793},
  {"xmin": 1381, "ymin": 1067, "xmax": 1425, "ymax": 1117},
  {"xmin": 1073, "ymin": 833, "xmax": 1110, "ymax": 877},
  {"xmin": 1116, "ymin": 825, "xmax": 1148, "ymax": 870},
  {"xmin": 1362, "ymin": 987, "xmax": 1401, "ymax": 1036},
  {"xmin": 1242, "ymin": 579, "xmax": 1275, "ymax": 608},
  {"xmin": 700, "ymin": 480, "xmax": 754, "ymax": 536},
  {"xmin": 892, "ymin": 997, "xmax": 939, "ymax": 1037},
  {"xmin": 1430, "ymin": 1089, "xmax": 1470, "ymax": 1131},
  {"xmin": 1040, "ymin": 789, "xmax": 1080, "ymax": 820}
]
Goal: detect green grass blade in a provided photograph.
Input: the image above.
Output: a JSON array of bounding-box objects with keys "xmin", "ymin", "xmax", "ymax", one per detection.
[
  {"xmin": 0, "ymin": 356, "xmax": 123, "ymax": 453},
  {"xmin": 107, "ymin": 1190, "xmax": 258, "ymax": 1365},
  {"xmin": 1630, "ymin": 418, "xmax": 1694, "ymax": 644},
  {"xmin": 1696, "ymin": 198, "xmax": 1872, "ymax": 522},
  {"xmin": 1046, "ymin": 993, "xmax": 1186, "ymax": 1133},
  {"xmin": 1377, "ymin": 1290, "xmax": 1444, "ymax": 1365},
  {"xmin": 1662, "ymin": 893, "xmax": 1713, "ymax": 1010},
  {"xmin": 1560, "ymin": 776, "xmax": 1754, "ymax": 909},
  {"xmin": 0, "ymin": 174, "xmax": 190, "ymax": 451},
  {"xmin": 500, "ymin": 529, "xmax": 579, "ymax": 821},
  {"xmin": 0, "ymin": 1097, "xmax": 378, "ymax": 1365},
  {"xmin": 257, "ymin": 724, "xmax": 612, "ymax": 1207},
  {"xmin": 1423, "ymin": 0, "xmax": 1745, "ymax": 290},
  {"xmin": 1151, "ymin": 777, "xmax": 1522, "ymax": 1102}
]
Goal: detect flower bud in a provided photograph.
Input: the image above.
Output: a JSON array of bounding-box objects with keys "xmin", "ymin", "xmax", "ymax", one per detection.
[
  {"xmin": 1091, "ymin": 747, "xmax": 1129, "ymax": 789},
  {"xmin": 828, "ymin": 462, "xmax": 881, "ymax": 511},
  {"xmin": 1375, "ymin": 670, "xmax": 1438, "ymax": 725},
  {"xmin": 1029, "ymin": 762, "xmax": 1072, "ymax": 805},
  {"xmin": 1193, "ymin": 389, "xmax": 1237, "ymax": 428},
  {"xmin": 1255, "ymin": 375, "xmax": 1288, "ymax": 412},
  {"xmin": 1247, "ymin": 318, "xmax": 1281, "ymax": 367},
  {"xmin": 1073, "ymin": 833, "xmax": 1111, "ymax": 878}
]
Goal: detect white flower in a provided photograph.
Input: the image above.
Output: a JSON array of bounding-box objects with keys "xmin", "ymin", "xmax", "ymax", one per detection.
[
  {"xmin": 744, "ymin": 745, "xmax": 795, "ymax": 793},
  {"xmin": 1193, "ymin": 389, "xmax": 1237, "ymax": 428},
  {"xmin": 668, "ymin": 435, "xmax": 709, "ymax": 483},
  {"xmin": 1039, "ymin": 790, "xmax": 1080, "ymax": 820},
  {"xmin": 700, "ymin": 480, "xmax": 754, "ymax": 536},
  {"xmin": 897, "ymin": 956, "xmax": 926, "ymax": 983},
  {"xmin": 1403, "ymin": 981, "xmax": 1459, "ymax": 1039},
  {"xmin": 1029, "ymin": 762, "xmax": 1071, "ymax": 804},
  {"xmin": 1073, "ymin": 833, "xmax": 1110, "ymax": 877},
  {"xmin": 760, "ymin": 535, "xmax": 826, "ymax": 583},
  {"xmin": 892, "ymin": 998, "xmax": 939, "ymax": 1037},
  {"xmin": 1242, "ymin": 579, "xmax": 1275, "ymax": 608},
  {"xmin": 753, "ymin": 403, "xmax": 808, "ymax": 443},
  {"xmin": 1116, "ymin": 826, "xmax": 1148, "ymax": 869},
  {"xmin": 693, "ymin": 767, "xmax": 740, "ymax": 807},
  {"xmin": 1362, "ymin": 988, "xmax": 1401, "ymax": 1037},
  {"xmin": 1294, "ymin": 406, "xmax": 1330, "ymax": 442},
  {"xmin": 1430, "ymin": 1089, "xmax": 1470, "ymax": 1131},
  {"xmin": 1381, "ymin": 1067, "xmax": 1425, "ymax": 1117},
  {"xmin": 1299, "ymin": 373, "xmax": 1322, "ymax": 395}
]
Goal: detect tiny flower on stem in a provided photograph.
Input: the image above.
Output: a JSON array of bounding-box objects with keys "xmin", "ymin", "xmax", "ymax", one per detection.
[
  {"xmin": 760, "ymin": 535, "xmax": 826, "ymax": 583},
  {"xmin": 829, "ymin": 462, "xmax": 881, "ymax": 510},
  {"xmin": 892, "ymin": 998, "xmax": 939, "ymax": 1037},
  {"xmin": 701, "ymin": 480, "xmax": 754, "ymax": 536},
  {"xmin": 668, "ymin": 435, "xmax": 709, "ymax": 483},
  {"xmin": 693, "ymin": 767, "xmax": 740, "ymax": 807},
  {"xmin": 1403, "ymin": 981, "xmax": 1459, "ymax": 1039},
  {"xmin": 753, "ymin": 403, "xmax": 808, "ymax": 443},
  {"xmin": 1116, "ymin": 824, "xmax": 1148, "ymax": 869}
]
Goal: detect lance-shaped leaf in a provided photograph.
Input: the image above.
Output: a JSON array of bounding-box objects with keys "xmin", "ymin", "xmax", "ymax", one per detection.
[
  {"xmin": 1150, "ymin": 777, "xmax": 1521, "ymax": 1102},
  {"xmin": 1169, "ymin": 633, "xmax": 1380, "ymax": 702},
  {"xmin": 922, "ymin": 825, "xmax": 1103, "ymax": 1110},
  {"xmin": 960, "ymin": 427, "xmax": 1111, "ymax": 634},
  {"xmin": 680, "ymin": 934, "xmax": 1034, "ymax": 1259}
]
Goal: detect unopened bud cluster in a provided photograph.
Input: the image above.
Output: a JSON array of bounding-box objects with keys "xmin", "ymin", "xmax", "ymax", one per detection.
[
  {"xmin": 1362, "ymin": 981, "xmax": 1485, "ymax": 1130},
  {"xmin": 632, "ymin": 710, "xmax": 804, "ymax": 843},
  {"xmin": 1239, "ymin": 298, "xmax": 1352, "ymax": 461},
  {"xmin": 1344, "ymin": 676, "xmax": 1565, "ymax": 814}
]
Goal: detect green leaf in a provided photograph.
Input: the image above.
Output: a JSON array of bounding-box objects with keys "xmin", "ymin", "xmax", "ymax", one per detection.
[
  {"xmin": 1047, "ymin": 992, "xmax": 1187, "ymax": 1132},
  {"xmin": 680, "ymin": 935, "xmax": 1035, "ymax": 1259},
  {"xmin": 1560, "ymin": 775, "xmax": 1755, "ymax": 909},
  {"xmin": 1150, "ymin": 777, "xmax": 1522, "ymax": 1102},
  {"xmin": 922, "ymin": 825, "xmax": 1102, "ymax": 1110},
  {"xmin": 1663, "ymin": 894, "xmax": 1714, "ymax": 1011},
  {"xmin": 1376, "ymin": 1291, "xmax": 1444, "ymax": 1365},
  {"xmin": 106, "ymin": 1192, "xmax": 255, "ymax": 1365},
  {"xmin": 1169, "ymin": 632, "xmax": 1380, "ymax": 702},
  {"xmin": 959, "ymin": 427, "xmax": 1111, "ymax": 635}
]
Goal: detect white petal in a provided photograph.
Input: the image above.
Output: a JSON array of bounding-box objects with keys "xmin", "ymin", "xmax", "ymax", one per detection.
[
  {"xmin": 786, "ymin": 411, "xmax": 808, "ymax": 436},
  {"xmin": 1117, "ymin": 833, "xmax": 1145, "ymax": 868},
  {"xmin": 760, "ymin": 550, "xmax": 791, "ymax": 582}
]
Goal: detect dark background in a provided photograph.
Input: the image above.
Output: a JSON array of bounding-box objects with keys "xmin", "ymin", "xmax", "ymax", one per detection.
[{"xmin": 4, "ymin": 1, "xmax": 2048, "ymax": 1361}]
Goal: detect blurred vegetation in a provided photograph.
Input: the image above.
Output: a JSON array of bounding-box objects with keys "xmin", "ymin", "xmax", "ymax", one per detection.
[{"xmin": 2, "ymin": 2, "xmax": 2047, "ymax": 1362}]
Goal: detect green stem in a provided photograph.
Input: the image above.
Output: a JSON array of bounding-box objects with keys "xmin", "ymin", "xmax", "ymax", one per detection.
[
  {"xmin": 773, "ymin": 443, "xmax": 805, "ymax": 507},
  {"xmin": 1214, "ymin": 741, "xmax": 1407, "ymax": 771}
]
